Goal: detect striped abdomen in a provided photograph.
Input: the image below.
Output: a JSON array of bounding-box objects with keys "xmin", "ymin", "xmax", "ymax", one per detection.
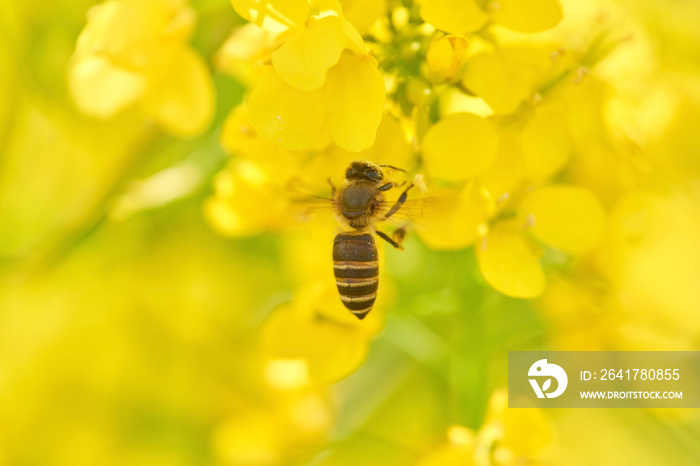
[{"xmin": 333, "ymin": 233, "xmax": 378, "ymax": 320}]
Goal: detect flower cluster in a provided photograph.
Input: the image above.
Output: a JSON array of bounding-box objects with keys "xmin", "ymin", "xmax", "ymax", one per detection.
[
  {"xmin": 231, "ymin": 0, "xmax": 386, "ymax": 151},
  {"xmin": 68, "ymin": 0, "xmax": 214, "ymax": 136},
  {"xmin": 199, "ymin": 1, "xmax": 616, "ymax": 458},
  {"xmin": 419, "ymin": 391, "xmax": 552, "ymax": 466},
  {"xmin": 210, "ymin": 0, "xmax": 613, "ymax": 309}
]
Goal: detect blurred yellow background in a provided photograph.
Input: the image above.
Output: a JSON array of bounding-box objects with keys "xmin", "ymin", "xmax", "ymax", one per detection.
[{"xmin": 1, "ymin": 0, "xmax": 700, "ymax": 464}]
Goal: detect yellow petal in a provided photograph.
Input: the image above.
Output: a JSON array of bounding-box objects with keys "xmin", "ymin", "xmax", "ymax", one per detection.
[
  {"xmin": 215, "ymin": 23, "xmax": 279, "ymax": 84},
  {"xmin": 219, "ymin": 105, "xmax": 301, "ymax": 184},
  {"xmin": 340, "ymin": 0, "xmax": 385, "ymax": 34},
  {"xmin": 462, "ymin": 52, "xmax": 535, "ymax": 114},
  {"xmin": 325, "ymin": 52, "xmax": 385, "ymax": 152},
  {"xmin": 521, "ymin": 105, "xmax": 569, "ymax": 180},
  {"xmin": 500, "ymin": 408, "xmax": 552, "ymax": 457},
  {"xmin": 211, "ymin": 412, "xmax": 280, "ymax": 464},
  {"xmin": 203, "ymin": 160, "xmax": 295, "ymax": 236},
  {"xmin": 420, "ymin": 0, "xmax": 488, "ymax": 34},
  {"xmin": 339, "ymin": 17, "xmax": 368, "ymax": 55},
  {"xmin": 417, "ymin": 185, "xmax": 487, "ymax": 250},
  {"xmin": 68, "ymin": 55, "xmax": 146, "ymax": 118},
  {"xmin": 99, "ymin": 0, "xmax": 166, "ymax": 69},
  {"xmin": 523, "ymin": 185, "xmax": 606, "ymax": 254},
  {"xmin": 293, "ymin": 281, "xmax": 385, "ymax": 336},
  {"xmin": 422, "ymin": 112, "xmax": 498, "ymax": 181},
  {"xmin": 232, "ymin": 0, "xmax": 310, "ymax": 33},
  {"xmin": 261, "ymin": 303, "xmax": 370, "ymax": 384},
  {"xmin": 100, "ymin": 0, "xmax": 192, "ymax": 70},
  {"xmin": 74, "ymin": 1, "xmax": 122, "ymax": 56},
  {"xmin": 492, "ymin": 0, "xmax": 563, "ymax": 33},
  {"xmin": 356, "ymin": 113, "xmax": 416, "ymax": 166},
  {"xmin": 477, "ymin": 227, "xmax": 546, "ymax": 298},
  {"xmin": 314, "ymin": 0, "xmax": 344, "ymax": 12},
  {"xmin": 143, "ymin": 47, "xmax": 214, "ymax": 137},
  {"xmin": 440, "ymin": 87, "xmax": 494, "ymax": 118},
  {"xmin": 248, "ymin": 71, "xmax": 327, "ymax": 150},
  {"xmin": 479, "ymin": 127, "xmax": 523, "ymax": 201},
  {"xmin": 417, "ymin": 445, "xmax": 475, "ymax": 466},
  {"xmin": 426, "ymin": 35, "xmax": 469, "ymax": 82},
  {"xmin": 272, "ymin": 16, "xmax": 346, "ymax": 91},
  {"xmin": 326, "ymin": 113, "xmax": 415, "ymax": 177}
]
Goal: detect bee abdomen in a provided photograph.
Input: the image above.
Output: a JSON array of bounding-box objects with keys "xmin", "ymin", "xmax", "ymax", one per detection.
[{"xmin": 333, "ymin": 233, "xmax": 378, "ymax": 320}]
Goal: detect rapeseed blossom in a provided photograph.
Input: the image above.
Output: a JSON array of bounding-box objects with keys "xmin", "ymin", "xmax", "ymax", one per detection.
[
  {"xmin": 212, "ymin": 385, "xmax": 332, "ymax": 464},
  {"xmin": 418, "ymin": 390, "xmax": 552, "ymax": 465},
  {"xmin": 216, "ymin": 0, "xmax": 612, "ymax": 302},
  {"xmin": 421, "ymin": 0, "xmax": 563, "ymax": 35},
  {"xmin": 69, "ymin": 0, "xmax": 214, "ymax": 136},
  {"xmin": 426, "ymin": 35, "xmax": 469, "ymax": 83},
  {"xmin": 207, "ymin": 0, "xmax": 616, "ymax": 380},
  {"xmin": 231, "ymin": 0, "xmax": 386, "ymax": 151},
  {"xmin": 475, "ymin": 184, "xmax": 605, "ymax": 298}
]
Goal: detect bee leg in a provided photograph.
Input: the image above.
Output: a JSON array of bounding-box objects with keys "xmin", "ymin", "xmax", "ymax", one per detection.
[
  {"xmin": 382, "ymin": 183, "xmax": 414, "ymax": 220},
  {"xmin": 379, "ymin": 180, "xmax": 408, "ymax": 192},
  {"xmin": 378, "ymin": 164, "xmax": 407, "ymax": 173},
  {"xmin": 376, "ymin": 230, "xmax": 403, "ymax": 250},
  {"xmin": 392, "ymin": 226, "xmax": 407, "ymax": 246},
  {"xmin": 327, "ymin": 178, "xmax": 336, "ymax": 198}
]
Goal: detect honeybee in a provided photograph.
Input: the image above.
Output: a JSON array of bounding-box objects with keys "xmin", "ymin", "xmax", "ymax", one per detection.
[{"xmin": 330, "ymin": 160, "xmax": 416, "ymax": 320}]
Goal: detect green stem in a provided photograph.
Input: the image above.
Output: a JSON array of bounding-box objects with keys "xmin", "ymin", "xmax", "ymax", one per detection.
[{"xmin": 448, "ymin": 259, "xmax": 488, "ymax": 429}]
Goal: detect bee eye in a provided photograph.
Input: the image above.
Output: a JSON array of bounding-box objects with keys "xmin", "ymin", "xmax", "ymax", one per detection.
[{"xmin": 369, "ymin": 170, "xmax": 381, "ymax": 180}]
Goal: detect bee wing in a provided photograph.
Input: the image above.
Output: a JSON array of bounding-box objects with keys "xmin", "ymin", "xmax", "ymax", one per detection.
[
  {"xmin": 283, "ymin": 184, "xmax": 336, "ymax": 223},
  {"xmin": 376, "ymin": 194, "xmax": 461, "ymax": 228}
]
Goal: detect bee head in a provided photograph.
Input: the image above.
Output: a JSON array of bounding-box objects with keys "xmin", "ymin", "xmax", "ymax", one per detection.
[{"xmin": 345, "ymin": 161, "xmax": 383, "ymax": 183}]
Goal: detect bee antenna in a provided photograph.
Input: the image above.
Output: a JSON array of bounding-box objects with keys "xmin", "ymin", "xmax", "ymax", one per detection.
[{"xmin": 378, "ymin": 164, "xmax": 407, "ymax": 173}]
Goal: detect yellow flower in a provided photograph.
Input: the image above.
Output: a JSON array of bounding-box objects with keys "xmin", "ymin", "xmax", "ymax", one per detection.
[
  {"xmin": 203, "ymin": 159, "xmax": 299, "ymax": 237},
  {"xmin": 426, "ymin": 34, "xmax": 469, "ymax": 83},
  {"xmin": 262, "ymin": 222, "xmax": 394, "ymax": 383},
  {"xmin": 215, "ymin": 23, "xmax": 281, "ymax": 84},
  {"xmin": 421, "ymin": 112, "xmax": 499, "ymax": 181},
  {"xmin": 524, "ymin": 185, "xmax": 606, "ymax": 253},
  {"xmin": 477, "ymin": 222, "xmax": 547, "ymax": 299},
  {"xmin": 208, "ymin": 100, "xmax": 417, "ymax": 242},
  {"xmin": 232, "ymin": 0, "xmax": 386, "ymax": 151},
  {"xmin": 212, "ymin": 389, "xmax": 332, "ymax": 465},
  {"xmin": 416, "ymin": 184, "xmax": 490, "ymax": 251},
  {"xmin": 231, "ymin": 0, "xmax": 311, "ymax": 33},
  {"xmin": 462, "ymin": 50, "xmax": 537, "ymax": 115},
  {"xmin": 418, "ymin": 390, "xmax": 553, "ymax": 465},
  {"xmin": 68, "ymin": 0, "xmax": 214, "ymax": 136},
  {"xmin": 260, "ymin": 280, "xmax": 385, "ymax": 384},
  {"xmin": 477, "ymin": 185, "xmax": 606, "ymax": 298},
  {"xmin": 536, "ymin": 274, "xmax": 624, "ymax": 350},
  {"xmin": 521, "ymin": 102, "xmax": 570, "ymax": 180},
  {"xmin": 482, "ymin": 390, "xmax": 553, "ymax": 462},
  {"xmin": 478, "ymin": 126, "xmax": 524, "ymax": 200},
  {"xmin": 340, "ymin": 0, "xmax": 387, "ymax": 34},
  {"xmin": 218, "ymin": 104, "xmax": 305, "ymax": 184},
  {"xmin": 420, "ymin": 0, "xmax": 563, "ymax": 35},
  {"xmin": 465, "ymin": 100, "xmax": 570, "ymax": 192},
  {"xmin": 417, "ymin": 428, "xmax": 475, "ymax": 466}
]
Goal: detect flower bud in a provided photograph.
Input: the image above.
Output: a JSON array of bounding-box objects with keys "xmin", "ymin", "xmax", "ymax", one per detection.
[{"xmin": 426, "ymin": 34, "xmax": 469, "ymax": 82}]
